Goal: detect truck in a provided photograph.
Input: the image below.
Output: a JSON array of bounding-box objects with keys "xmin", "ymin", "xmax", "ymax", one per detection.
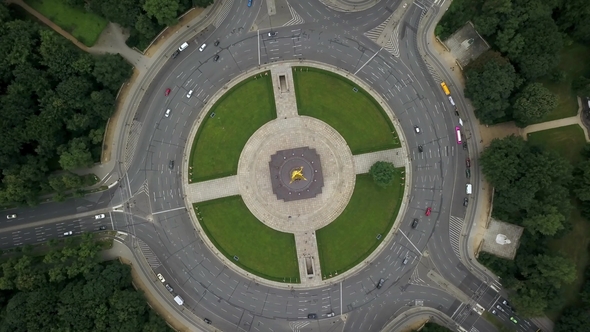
[{"xmin": 440, "ymin": 82, "xmax": 451, "ymax": 96}]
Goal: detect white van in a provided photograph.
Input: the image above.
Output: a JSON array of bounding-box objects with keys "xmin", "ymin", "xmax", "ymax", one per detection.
[
  {"xmin": 178, "ymin": 42, "xmax": 189, "ymax": 52},
  {"xmin": 174, "ymin": 295, "xmax": 184, "ymax": 305},
  {"xmin": 466, "ymin": 184, "xmax": 472, "ymax": 195}
]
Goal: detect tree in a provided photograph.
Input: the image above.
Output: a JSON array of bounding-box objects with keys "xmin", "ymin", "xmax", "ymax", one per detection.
[
  {"xmin": 522, "ymin": 206, "xmax": 565, "ymax": 236},
  {"xmin": 93, "ymin": 54, "xmax": 132, "ymax": 91},
  {"xmin": 369, "ymin": 161, "xmax": 397, "ymax": 187},
  {"xmin": 512, "ymin": 83, "xmax": 558, "ymax": 127},
  {"xmin": 58, "ymin": 137, "xmax": 95, "ymax": 171},
  {"xmin": 135, "ymin": 14, "xmax": 158, "ymax": 40},
  {"xmin": 555, "ymin": 307, "xmax": 590, "ymax": 332},
  {"xmin": 143, "ymin": 0, "xmax": 179, "ymax": 26},
  {"xmin": 464, "ymin": 51, "xmax": 521, "ymax": 124},
  {"xmin": 480, "ymin": 135, "xmax": 528, "ymax": 191},
  {"xmin": 572, "ymin": 75, "xmax": 590, "ymax": 97}
]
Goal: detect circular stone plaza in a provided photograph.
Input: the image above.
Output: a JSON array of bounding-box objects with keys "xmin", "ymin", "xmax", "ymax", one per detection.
[{"xmin": 183, "ymin": 63, "xmax": 409, "ymax": 287}]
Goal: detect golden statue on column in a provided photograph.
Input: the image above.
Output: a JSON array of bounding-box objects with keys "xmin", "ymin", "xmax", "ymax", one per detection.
[{"xmin": 290, "ymin": 167, "xmax": 307, "ymax": 184}]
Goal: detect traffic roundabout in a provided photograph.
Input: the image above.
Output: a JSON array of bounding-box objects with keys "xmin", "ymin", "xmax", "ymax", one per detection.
[{"xmin": 184, "ymin": 62, "xmax": 408, "ymax": 288}]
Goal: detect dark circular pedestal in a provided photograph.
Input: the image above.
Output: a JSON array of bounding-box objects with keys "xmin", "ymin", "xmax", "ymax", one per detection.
[{"xmin": 269, "ymin": 147, "xmax": 324, "ymax": 201}]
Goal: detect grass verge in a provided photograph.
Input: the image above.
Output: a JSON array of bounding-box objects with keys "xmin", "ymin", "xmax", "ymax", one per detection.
[
  {"xmin": 538, "ymin": 42, "xmax": 590, "ymax": 122},
  {"xmin": 527, "ymin": 124, "xmax": 587, "ymax": 165},
  {"xmin": 25, "ymin": 0, "xmax": 108, "ymax": 47},
  {"xmin": 189, "ymin": 72, "xmax": 276, "ymax": 182},
  {"xmin": 292, "ymin": 67, "xmax": 400, "ymax": 154},
  {"xmin": 317, "ymin": 172, "xmax": 404, "ymax": 277},
  {"xmin": 194, "ymin": 196, "xmax": 299, "ymax": 283}
]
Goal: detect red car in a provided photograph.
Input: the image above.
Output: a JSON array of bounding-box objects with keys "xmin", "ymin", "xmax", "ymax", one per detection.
[
  {"xmin": 466, "ymin": 158, "xmax": 471, "ymax": 168},
  {"xmin": 425, "ymin": 207, "xmax": 432, "ymax": 216},
  {"xmin": 165, "ymin": 88, "xmax": 171, "ymax": 96}
]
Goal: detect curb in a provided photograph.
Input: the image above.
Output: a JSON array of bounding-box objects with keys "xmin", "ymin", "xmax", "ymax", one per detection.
[{"xmin": 182, "ymin": 60, "xmax": 412, "ymax": 291}]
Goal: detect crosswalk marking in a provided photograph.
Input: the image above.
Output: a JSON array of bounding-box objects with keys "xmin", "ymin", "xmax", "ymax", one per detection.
[
  {"xmin": 449, "ymin": 215, "xmax": 464, "ymax": 258},
  {"xmin": 138, "ymin": 239, "xmax": 162, "ymax": 270},
  {"xmin": 214, "ymin": 0, "xmax": 234, "ymax": 27},
  {"xmin": 124, "ymin": 120, "xmax": 143, "ymax": 171}
]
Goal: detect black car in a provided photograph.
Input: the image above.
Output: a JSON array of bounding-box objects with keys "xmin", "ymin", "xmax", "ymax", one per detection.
[
  {"xmin": 172, "ymin": 50, "xmax": 180, "ymax": 59},
  {"xmin": 418, "ymin": 145, "xmax": 423, "ymax": 152},
  {"xmin": 213, "ymin": 54, "xmax": 220, "ymax": 62},
  {"xmin": 411, "ymin": 218, "xmax": 419, "ymax": 228},
  {"xmin": 463, "ymin": 197, "xmax": 468, "ymax": 207},
  {"xmin": 169, "ymin": 160, "xmax": 174, "ymax": 169},
  {"xmin": 307, "ymin": 313, "xmax": 317, "ymax": 319},
  {"xmin": 462, "ymin": 141, "xmax": 468, "ymax": 150},
  {"xmin": 99, "ymin": 225, "xmax": 107, "ymax": 230},
  {"xmin": 165, "ymin": 283, "xmax": 173, "ymax": 293},
  {"xmin": 214, "ymin": 40, "xmax": 220, "ymax": 46},
  {"xmin": 376, "ymin": 278, "xmax": 385, "ymax": 289},
  {"xmin": 204, "ymin": 318, "xmax": 212, "ymax": 324}
]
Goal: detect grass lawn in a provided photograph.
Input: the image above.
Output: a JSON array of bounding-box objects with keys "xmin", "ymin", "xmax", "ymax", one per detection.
[
  {"xmin": 538, "ymin": 43, "xmax": 590, "ymax": 122},
  {"xmin": 25, "ymin": 0, "xmax": 108, "ymax": 47},
  {"xmin": 527, "ymin": 126, "xmax": 589, "ymax": 319},
  {"xmin": 292, "ymin": 67, "xmax": 400, "ymax": 154},
  {"xmin": 317, "ymin": 172, "xmax": 404, "ymax": 277},
  {"xmin": 189, "ymin": 72, "xmax": 276, "ymax": 182},
  {"xmin": 546, "ymin": 200, "xmax": 590, "ymax": 320},
  {"xmin": 194, "ymin": 196, "xmax": 299, "ymax": 282},
  {"xmin": 527, "ymin": 125, "xmax": 587, "ymax": 165}
]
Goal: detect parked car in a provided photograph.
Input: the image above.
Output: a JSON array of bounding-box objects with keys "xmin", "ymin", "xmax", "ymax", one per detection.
[
  {"xmin": 157, "ymin": 273, "xmax": 166, "ymax": 283},
  {"xmin": 172, "ymin": 50, "xmax": 180, "ymax": 59},
  {"xmin": 199, "ymin": 43, "xmax": 207, "ymax": 51},
  {"xmin": 165, "ymin": 283, "xmax": 174, "ymax": 293},
  {"xmin": 425, "ymin": 207, "xmax": 432, "ymax": 216},
  {"xmin": 466, "ymin": 168, "xmax": 471, "ymax": 179},
  {"xmin": 95, "ymin": 214, "xmax": 105, "ymax": 220},
  {"xmin": 165, "ymin": 88, "xmax": 171, "ymax": 96},
  {"xmin": 178, "ymin": 42, "xmax": 189, "ymax": 52},
  {"xmin": 463, "ymin": 197, "xmax": 468, "ymax": 207},
  {"xmin": 466, "ymin": 158, "xmax": 471, "ymax": 167},
  {"xmin": 204, "ymin": 318, "xmax": 212, "ymax": 324}
]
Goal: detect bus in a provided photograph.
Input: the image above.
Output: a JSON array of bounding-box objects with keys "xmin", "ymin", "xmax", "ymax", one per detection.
[
  {"xmin": 441, "ymin": 82, "xmax": 451, "ymax": 96},
  {"xmin": 455, "ymin": 126, "xmax": 462, "ymax": 144}
]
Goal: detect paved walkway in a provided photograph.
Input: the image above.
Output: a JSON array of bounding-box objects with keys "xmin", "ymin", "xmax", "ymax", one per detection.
[
  {"xmin": 186, "ymin": 176, "xmax": 239, "ymax": 203},
  {"xmin": 520, "ymin": 101, "xmax": 589, "ymax": 141},
  {"xmin": 270, "ymin": 65, "xmax": 299, "ymax": 118},
  {"xmin": 354, "ymin": 148, "xmax": 405, "ymax": 173}
]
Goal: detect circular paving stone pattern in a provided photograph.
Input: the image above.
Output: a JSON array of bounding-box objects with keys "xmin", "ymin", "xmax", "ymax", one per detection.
[{"xmin": 237, "ymin": 116, "xmax": 355, "ymax": 233}]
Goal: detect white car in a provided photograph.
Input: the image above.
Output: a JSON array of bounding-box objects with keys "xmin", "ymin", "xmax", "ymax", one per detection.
[
  {"xmin": 94, "ymin": 214, "xmax": 105, "ymax": 220},
  {"xmin": 178, "ymin": 42, "xmax": 189, "ymax": 52},
  {"xmin": 199, "ymin": 43, "xmax": 207, "ymax": 51},
  {"xmin": 414, "ymin": 125, "xmax": 420, "ymax": 133},
  {"xmin": 165, "ymin": 109, "xmax": 171, "ymax": 117},
  {"xmin": 326, "ymin": 312, "xmax": 335, "ymax": 317},
  {"xmin": 157, "ymin": 273, "xmax": 166, "ymax": 283},
  {"xmin": 63, "ymin": 231, "xmax": 73, "ymax": 236},
  {"xmin": 186, "ymin": 90, "xmax": 193, "ymax": 98},
  {"xmin": 6, "ymin": 214, "xmax": 16, "ymax": 219}
]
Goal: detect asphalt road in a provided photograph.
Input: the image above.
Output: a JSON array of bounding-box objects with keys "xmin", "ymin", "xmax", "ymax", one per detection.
[{"xmin": 1, "ymin": 0, "xmax": 540, "ymax": 331}]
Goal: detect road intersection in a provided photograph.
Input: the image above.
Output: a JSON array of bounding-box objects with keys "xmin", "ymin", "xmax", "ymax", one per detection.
[{"xmin": 1, "ymin": 1, "xmax": 543, "ymax": 331}]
